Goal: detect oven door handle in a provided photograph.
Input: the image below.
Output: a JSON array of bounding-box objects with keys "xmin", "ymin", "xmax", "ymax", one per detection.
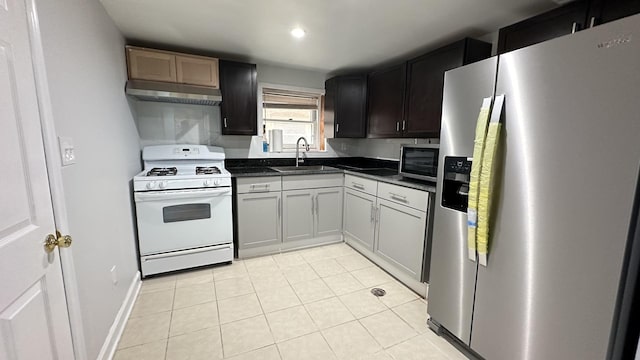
[
  {"xmin": 143, "ymin": 243, "xmax": 233, "ymax": 260},
  {"xmin": 135, "ymin": 188, "xmax": 231, "ymax": 202}
]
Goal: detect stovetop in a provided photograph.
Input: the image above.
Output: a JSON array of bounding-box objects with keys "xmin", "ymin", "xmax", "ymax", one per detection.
[{"xmin": 134, "ymin": 144, "xmax": 232, "ymax": 191}]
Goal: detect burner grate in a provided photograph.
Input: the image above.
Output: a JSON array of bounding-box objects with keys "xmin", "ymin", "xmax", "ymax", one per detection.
[
  {"xmin": 196, "ymin": 166, "xmax": 221, "ymax": 175},
  {"xmin": 147, "ymin": 167, "xmax": 177, "ymax": 176}
]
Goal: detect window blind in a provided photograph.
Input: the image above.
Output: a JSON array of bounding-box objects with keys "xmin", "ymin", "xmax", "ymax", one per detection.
[{"xmin": 262, "ymin": 88, "xmax": 320, "ymax": 110}]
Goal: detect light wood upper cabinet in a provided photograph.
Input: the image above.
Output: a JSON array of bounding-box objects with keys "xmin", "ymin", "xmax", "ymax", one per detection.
[
  {"xmin": 176, "ymin": 55, "xmax": 219, "ymax": 88},
  {"xmin": 127, "ymin": 47, "xmax": 177, "ymax": 83},
  {"xmin": 126, "ymin": 46, "xmax": 219, "ymax": 88}
]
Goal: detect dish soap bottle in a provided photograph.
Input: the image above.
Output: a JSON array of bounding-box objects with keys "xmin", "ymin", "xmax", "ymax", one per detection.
[{"xmin": 262, "ymin": 124, "xmax": 269, "ymax": 152}]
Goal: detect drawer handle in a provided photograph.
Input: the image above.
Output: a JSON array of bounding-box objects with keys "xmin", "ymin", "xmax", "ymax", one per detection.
[
  {"xmin": 250, "ymin": 184, "xmax": 270, "ymax": 191},
  {"xmin": 390, "ymin": 193, "xmax": 408, "ymax": 203},
  {"xmin": 352, "ymin": 183, "xmax": 365, "ymax": 190}
]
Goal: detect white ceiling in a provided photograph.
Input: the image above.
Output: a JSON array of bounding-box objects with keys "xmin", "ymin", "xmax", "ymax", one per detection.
[{"xmin": 100, "ymin": 0, "xmax": 558, "ymax": 74}]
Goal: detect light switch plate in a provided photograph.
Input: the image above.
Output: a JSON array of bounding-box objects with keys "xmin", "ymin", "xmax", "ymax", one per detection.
[{"xmin": 58, "ymin": 136, "xmax": 75, "ymax": 166}]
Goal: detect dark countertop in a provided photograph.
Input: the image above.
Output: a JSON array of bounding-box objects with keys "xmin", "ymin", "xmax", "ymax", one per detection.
[
  {"xmin": 226, "ymin": 157, "xmax": 436, "ymax": 192},
  {"xmin": 343, "ymin": 170, "xmax": 436, "ymax": 192},
  {"xmin": 226, "ymin": 166, "xmax": 280, "ymax": 177}
]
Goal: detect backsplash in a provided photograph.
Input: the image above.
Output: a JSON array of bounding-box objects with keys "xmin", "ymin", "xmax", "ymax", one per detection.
[
  {"xmin": 328, "ymin": 137, "xmax": 438, "ymax": 161},
  {"xmin": 133, "ymin": 101, "xmax": 437, "ymax": 160},
  {"xmin": 133, "ymin": 101, "xmax": 346, "ymax": 158}
]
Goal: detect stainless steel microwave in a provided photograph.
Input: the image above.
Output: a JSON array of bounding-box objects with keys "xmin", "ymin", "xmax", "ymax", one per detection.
[{"xmin": 399, "ymin": 144, "xmax": 439, "ymax": 182}]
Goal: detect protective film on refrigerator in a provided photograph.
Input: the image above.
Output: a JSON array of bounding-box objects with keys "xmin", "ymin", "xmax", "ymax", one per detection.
[
  {"xmin": 467, "ymin": 97, "xmax": 493, "ymax": 261},
  {"xmin": 477, "ymin": 94, "xmax": 504, "ymax": 266}
]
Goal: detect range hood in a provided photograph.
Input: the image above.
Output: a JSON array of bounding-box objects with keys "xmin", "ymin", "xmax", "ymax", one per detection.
[{"xmin": 125, "ymin": 80, "xmax": 222, "ymax": 106}]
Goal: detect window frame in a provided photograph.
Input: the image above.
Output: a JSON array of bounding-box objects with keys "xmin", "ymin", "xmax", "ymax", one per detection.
[{"xmin": 257, "ymin": 82, "xmax": 325, "ymax": 151}]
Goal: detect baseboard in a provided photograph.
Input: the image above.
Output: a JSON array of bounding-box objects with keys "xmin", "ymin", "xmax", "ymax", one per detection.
[{"xmin": 97, "ymin": 271, "xmax": 141, "ymax": 360}]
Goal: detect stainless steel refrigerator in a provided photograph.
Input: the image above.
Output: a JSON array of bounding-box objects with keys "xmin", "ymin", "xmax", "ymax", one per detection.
[{"xmin": 428, "ymin": 13, "xmax": 640, "ymax": 360}]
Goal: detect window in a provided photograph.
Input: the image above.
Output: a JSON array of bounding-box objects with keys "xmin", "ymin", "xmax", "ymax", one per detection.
[{"xmin": 261, "ymin": 86, "xmax": 324, "ymax": 150}]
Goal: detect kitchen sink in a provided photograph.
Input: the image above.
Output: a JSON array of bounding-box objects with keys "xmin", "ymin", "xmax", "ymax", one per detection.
[{"xmin": 270, "ymin": 165, "xmax": 340, "ymax": 173}]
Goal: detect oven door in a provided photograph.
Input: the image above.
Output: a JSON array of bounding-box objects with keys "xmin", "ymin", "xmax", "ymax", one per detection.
[{"xmin": 134, "ymin": 187, "xmax": 232, "ymax": 256}]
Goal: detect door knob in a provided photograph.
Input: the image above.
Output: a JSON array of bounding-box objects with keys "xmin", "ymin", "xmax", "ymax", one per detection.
[
  {"xmin": 44, "ymin": 231, "xmax": 73, "ymax": 253},
  {"xmin": 56, "ymin": 231, "xmax": 73, "ymax": 248}
]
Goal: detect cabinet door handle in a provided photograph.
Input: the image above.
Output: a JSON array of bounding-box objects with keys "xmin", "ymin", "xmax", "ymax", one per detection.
[
  {"xmin": 402, "ymin": 120, "xmax": 406, "ymax": 131},
  {"xmin": 571, "ymin": 22, "xmax": 580, "ymax": 34},
  {"xmin": 224, "ymin": 117, "xmax": 228, "ymax": 128},
  {"xmin": 375, "ymin": 206, "xmax": 380, "ymax": 223},
  {"xmin": 278, "ymin": 197, "xmax": 281, "ymax": 219},
  {"xmin": 311, "ymin": 196, "xmax": 315, "ymax": 215},
  {"xmin": 396, "ymin": 122, "xmax": 400, "ymax": 132},
  {"xmin": 589, "ymin": 16, "xmax": 596, "ymax": 28},
  {"xmin": 316, "ymin": 195, "xmax": 319, "ymax": 215},
  {"xmin": 336, "ymin": 123, "xmax": 340, "ymax": 133},
  {"xmin": 370, "ymin": 204, "xmax": 375, "ymax": 223}
]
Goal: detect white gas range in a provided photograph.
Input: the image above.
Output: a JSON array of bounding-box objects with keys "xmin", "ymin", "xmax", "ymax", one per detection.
[{"xmin": 133, "ymin": 144, "xmax": 233, "ymax": 277}]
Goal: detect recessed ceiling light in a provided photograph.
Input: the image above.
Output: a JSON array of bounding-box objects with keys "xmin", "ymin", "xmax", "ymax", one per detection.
[{"xmin": 290, "ymin": 27, "xmax": 306, "ymax": 39}]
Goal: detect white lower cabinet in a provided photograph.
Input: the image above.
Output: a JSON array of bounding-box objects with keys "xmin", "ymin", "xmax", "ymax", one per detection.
[
  {"xmin": 282, "ymin": 189, "xmax": 315, "ymax": 243},
  {"xmin": 343, "ymin": 188, "xmax": 377, "ymax": 251},
  {"xmin": 315, "ymin": 187, "xmax": 344, "ymax": 238},
  {"xmin": 343, "ymin": 175, "xmax": 430, "ymax": 295},
  {"xmin": 237, "ymin": 191, "xmax": 282, "ymax": 257},
  {"xmin": 237, "ymin": 174, "xmax": 343, "ymax": 257},
  {"xmin": 282, "ymin": 186, "xmax": 343, "ymax": 250},
  {"xmin": 374, "ymin": 198, "xmax": 426, "ymax": 279}
]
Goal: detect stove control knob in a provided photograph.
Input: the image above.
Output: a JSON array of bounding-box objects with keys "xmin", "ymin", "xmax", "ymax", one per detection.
[
  {"xmin": 214, "ymin": 179, "xmax": 221, "ymax": 186},
  {"xmin": 146, "ymin": 181, "xmax": 156, "ymax": 190},
  {"xmin": 159, "ymin": 181, "xmax": 167, "ymax": 189},
  {"xmin": 204, "ymin": 179, "xmax": 212, "ymax": 187}
]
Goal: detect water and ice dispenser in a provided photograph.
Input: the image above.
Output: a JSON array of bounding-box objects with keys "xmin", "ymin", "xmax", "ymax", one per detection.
[{"xmin": 441, "ymin": 157, "xmax": 472, "ymax": 212}]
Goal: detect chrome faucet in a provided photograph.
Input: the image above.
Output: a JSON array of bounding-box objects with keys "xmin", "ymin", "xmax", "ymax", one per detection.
[{"xmin": 295, "ymin": 137, "xmax": 310, "ymax": 167}]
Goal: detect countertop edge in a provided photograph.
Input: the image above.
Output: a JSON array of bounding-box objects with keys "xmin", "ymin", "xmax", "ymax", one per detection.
[
  {"xmin": 343, "ymin": 170, "xmax": 436, "ymax": 192},
  {"xmin": 229, "ymin": 168, "xmax": 436, "ymax": 192}
]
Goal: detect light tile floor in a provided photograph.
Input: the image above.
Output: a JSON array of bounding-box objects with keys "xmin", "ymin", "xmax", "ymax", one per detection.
[{"xmin": 114, "ymin": 243, "xmax": 467, "ymax": 360}]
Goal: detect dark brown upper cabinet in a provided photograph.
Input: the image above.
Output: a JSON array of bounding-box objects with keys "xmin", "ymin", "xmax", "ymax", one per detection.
[
  {"xmin": 325, "ymin": 75, "xmax": 367, "ymax": 138},
  {"xmin": 219, "ymin": 60, "xmax": 257, "ymax": 135},
  {"xmin": 404, "ymin": 38, "xmax": 491, "ymax": 138},
  {"xmin": 497, "ymin": 1, "xmax": 589, "ymax": 54},
  {"xmin": 367, "ymin": 38, "xmax": 490, "ymax": 138},
  {"xmin": 367, "ymin": 63, "xmax": 407, "ymax": 138},
  {"xmin": 587, "ymin": 0, "xmax": 640, "ymax": 27},
  {"xmin": 498, "ymin": 0, "xmax": 640, "ymax": 54}
]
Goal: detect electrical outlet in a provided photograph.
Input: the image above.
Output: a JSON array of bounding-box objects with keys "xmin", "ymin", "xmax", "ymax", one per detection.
[
  {"xmin": 58, "ymin": 137, "xmax": 76, "ymax": 166},
  {"xmin": 110, "ymin": 266, "xmax": 118, "ymax": 285}
]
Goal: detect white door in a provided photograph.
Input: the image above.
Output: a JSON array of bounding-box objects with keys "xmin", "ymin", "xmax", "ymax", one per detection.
[
  {"xmin": 282, "ymin": 189, "xmax": 314, "ymax": 243},
  {"xmin": 343, "ymin": 188, "xmax": 377, "ymax": 251},
  {"xmin": 0, "ymin": 0, "xmax": 75, "ymax": 359},
  {"xmin": 237, "ymin": 192, "xmax": 282, "ymax": 249},
  {"xmin": 374, "ymin": 199, "xmax": 426, "ymax": 280},
  {"xmin": 315, "ymin": 187, "xmax": 343, "ymax": 238}
]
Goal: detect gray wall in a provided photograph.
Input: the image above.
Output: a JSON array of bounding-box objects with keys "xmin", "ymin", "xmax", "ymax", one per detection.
[
  {"xmin": 257, "ymin": 63, "xmax": 327, "ymax": 88},
  {"xmin": 36, "ymin": 0, "xmax": 141, "ymax": 358}
]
